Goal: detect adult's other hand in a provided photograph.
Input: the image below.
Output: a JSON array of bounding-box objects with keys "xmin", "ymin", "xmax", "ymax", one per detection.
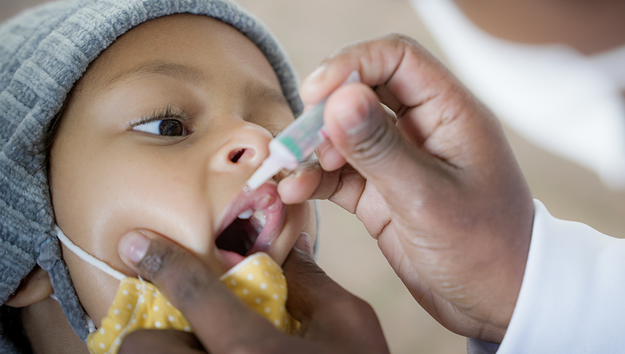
[{"xmin": 117, "ymin": 231, "xmax": 390, "ymax": 354}]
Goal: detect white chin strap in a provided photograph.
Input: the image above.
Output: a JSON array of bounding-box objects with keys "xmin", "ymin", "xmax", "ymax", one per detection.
[
  {"xmin": 54, "ymin": 226, "xmax": 125, "ymax": 281},
  {"xmin": 54, "ymin": 225, "xmax": 127, "ymax": 333}
]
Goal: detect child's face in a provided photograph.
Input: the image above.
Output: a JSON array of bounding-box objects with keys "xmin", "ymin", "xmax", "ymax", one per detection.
[{"xmin": 49, "ymin": 14, "xmax": 316, "ymax": 325}]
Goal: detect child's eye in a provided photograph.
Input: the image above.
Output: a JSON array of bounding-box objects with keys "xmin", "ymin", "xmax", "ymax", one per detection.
[{"xmin": 133, "ymin": 119, "xmax": 188, "ymax": 137}]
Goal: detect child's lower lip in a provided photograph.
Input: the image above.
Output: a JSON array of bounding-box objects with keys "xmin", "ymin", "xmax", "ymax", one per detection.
[{"xmin": 246, "ymin": 201, "xmax": 285, "ymax": 255}]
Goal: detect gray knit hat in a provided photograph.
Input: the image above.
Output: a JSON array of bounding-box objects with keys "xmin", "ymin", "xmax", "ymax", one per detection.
[{"xmin": 0, "ymin": 0, "xmax": 303, "ymax": 350}]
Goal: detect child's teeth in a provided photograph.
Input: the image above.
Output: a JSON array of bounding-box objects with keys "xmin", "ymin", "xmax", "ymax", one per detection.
[
  {"xmin": 238, "ymin": 209, "xmax": 254, "ymax": 219},
  {"xmin": 253, "ymin": 210, "xmax": 267, "ymax": 226}
]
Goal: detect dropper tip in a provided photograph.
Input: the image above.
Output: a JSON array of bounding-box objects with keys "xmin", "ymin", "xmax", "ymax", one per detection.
[
  {"xmin": 245, "ymin": 156, "xmax": 284, "ymax": 191},
  {"xmin": 244, "ymin": 173, "xmax": 264, "ymax": 191}
]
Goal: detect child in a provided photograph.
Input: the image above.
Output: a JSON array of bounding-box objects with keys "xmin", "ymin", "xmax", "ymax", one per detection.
[{"xmin": 0, "ymin": 0, "xmax": 317, "ymax": 353}]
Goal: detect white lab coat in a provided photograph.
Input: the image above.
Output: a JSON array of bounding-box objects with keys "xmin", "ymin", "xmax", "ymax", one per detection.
[{"xmin": 468, "ymin": 200, "xmax": 625, "ymax": 353}]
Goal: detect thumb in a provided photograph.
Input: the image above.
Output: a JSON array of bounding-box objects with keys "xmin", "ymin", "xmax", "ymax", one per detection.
[{"xmin": 323, "ymin": 83, "xmax": 435, "ymax": 203}]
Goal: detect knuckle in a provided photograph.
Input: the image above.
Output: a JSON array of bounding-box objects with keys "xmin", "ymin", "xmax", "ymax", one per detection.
[
  {"xmin": 351, "ymin": 112, "xmax": 401, "ymax": 165},
  {"xmin": 384, "ymin": 32, "xmax": 418, "ymax": 46},
  {"xmin": 381, "ymin": 33, "xmax": 422, "ymax": 54}
]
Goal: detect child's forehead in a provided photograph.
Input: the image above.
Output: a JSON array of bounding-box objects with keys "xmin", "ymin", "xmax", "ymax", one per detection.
[{"xmin": 82, "ymin": 15, "xmax": 275, "ymax": 91}]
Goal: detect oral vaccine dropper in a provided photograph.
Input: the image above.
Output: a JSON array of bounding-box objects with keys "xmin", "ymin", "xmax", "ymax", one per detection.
[{"xmin": 245, "ymin": 71, "xmax": 361, "ymax": 190}]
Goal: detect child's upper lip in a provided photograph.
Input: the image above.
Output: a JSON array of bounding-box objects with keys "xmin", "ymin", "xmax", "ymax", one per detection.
[{"xmin": 216, "ymin": 182, "xmax": 286, "ymax": 255}]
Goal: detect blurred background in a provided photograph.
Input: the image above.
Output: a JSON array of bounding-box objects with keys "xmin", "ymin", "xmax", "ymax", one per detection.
[{"xmin": 3, "ymin": 1, "xmax": 625, "ymax": 353}]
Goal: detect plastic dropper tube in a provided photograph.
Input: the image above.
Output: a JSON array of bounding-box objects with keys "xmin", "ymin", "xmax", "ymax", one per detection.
[{"xmin": 246, "ymin": 71, "xmax": 361, "ymax": 190}]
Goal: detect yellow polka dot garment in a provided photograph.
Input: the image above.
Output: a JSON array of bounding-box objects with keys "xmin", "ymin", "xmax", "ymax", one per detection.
[
  {"xmin": 220, "ymin": 252, "xmax": 299, "ymax": 333},
  {"xmin": 87, "ymin": 252, "xmax": 299, "ymax": 354}
]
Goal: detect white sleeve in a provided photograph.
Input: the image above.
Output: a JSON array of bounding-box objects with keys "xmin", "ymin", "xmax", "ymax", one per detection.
[{"xmin": 495, "ymin": 199, "xmax": 625, "ymax": 353}]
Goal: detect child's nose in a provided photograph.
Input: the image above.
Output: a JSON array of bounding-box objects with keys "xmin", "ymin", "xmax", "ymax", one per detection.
[{"xmin": 209, "ymin": 124, "xmax": 272, "ymax": 174}]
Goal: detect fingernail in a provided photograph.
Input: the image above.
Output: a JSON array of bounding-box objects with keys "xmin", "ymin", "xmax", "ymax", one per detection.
[
  {"xmin": 336, "ymin": 91, "xmax": 366, "ymax": 134},
  {"xmin": 302, "ymin": 64, "xmax": 327, "ymax": 87},
  {"xmin": 294, "ymin": 232, "xmax": 313, "ymax": 256},
  {"xmin": 119, "ymin": 231, "xmax": 150, "ymax": 264}
]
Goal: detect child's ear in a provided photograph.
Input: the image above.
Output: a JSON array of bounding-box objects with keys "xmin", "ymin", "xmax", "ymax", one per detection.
[{"xmin": 4, "ymin": 266, "xmax": 53, "ymax": 308}]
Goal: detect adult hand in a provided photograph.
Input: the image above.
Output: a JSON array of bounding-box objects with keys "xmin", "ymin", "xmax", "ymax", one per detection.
[
  {"xmin": 278, "ymin": 34, "xmax": 534, "ymax": 343},
  {"xmin": 117, "ymin": 231, "xmax": 390, "ymax": 354}
]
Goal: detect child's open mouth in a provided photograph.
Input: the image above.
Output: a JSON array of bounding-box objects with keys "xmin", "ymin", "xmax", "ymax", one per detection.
[
  {"xmin": 215, "ymin": 209, "xmax": 265, "ymax": 256},
  {"xmin": 214, "ymin": 183, "xmax": 285, "ymax": 268}
]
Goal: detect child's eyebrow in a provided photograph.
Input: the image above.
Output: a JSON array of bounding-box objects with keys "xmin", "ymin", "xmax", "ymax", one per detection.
[
  {"xmin": 103, "ymin": 61, "xmax": 290, "ymax": 107},
  {"xmin": 245, "ymin": 81, "xmax": 289, "ymax": 107},
  {"xmin": 105, "ymin": 61, "xmax": 208, "ymax": 89}
]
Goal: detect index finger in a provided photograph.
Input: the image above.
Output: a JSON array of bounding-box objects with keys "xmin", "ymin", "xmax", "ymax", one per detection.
[
  {"xmin": 118, "ymin": 230, "xmax": 281, "ymax": 354},
  {"xmin": 300, "ymin": 34, "xmax": 451, "ymax": 110},
  {"xmin": 300, "ymin": 34, "xmax": 504, "ymax": 165}
]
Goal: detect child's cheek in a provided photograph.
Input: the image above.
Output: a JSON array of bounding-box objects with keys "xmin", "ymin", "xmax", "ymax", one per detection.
[{"xmin": 60, "ymin": 248, "xmax": 122, "ymax": 327}]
